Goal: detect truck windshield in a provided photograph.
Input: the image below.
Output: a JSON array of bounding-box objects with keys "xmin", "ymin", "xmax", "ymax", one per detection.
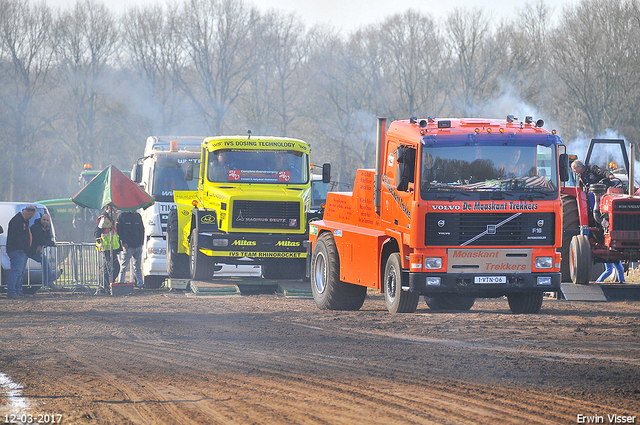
[
  {"xmin": 152, "ymin": 159, "xmax": 199, "ymax": 202},
  {"xmin": 208, "ymin": 149, "xmax": 309, "ymax": 184},
  {"xmin": 420, "ymin": 144, "xmax": 559, "ymax": 200}
]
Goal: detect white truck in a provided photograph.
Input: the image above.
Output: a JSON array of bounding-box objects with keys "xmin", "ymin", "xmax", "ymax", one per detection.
[{"xmin": 132, "ymin": 136, "xmax": 262, "ymax": 288}]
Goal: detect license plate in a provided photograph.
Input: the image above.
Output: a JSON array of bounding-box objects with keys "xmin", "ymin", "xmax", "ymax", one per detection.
[{"xmin": 474, "ymin": 276, "xmax": 507, "ymax": 284}]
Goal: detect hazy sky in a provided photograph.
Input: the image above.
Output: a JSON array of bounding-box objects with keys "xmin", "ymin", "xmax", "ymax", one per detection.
[{"xmin": 45, "ymin": 0, "xmax": 575, "ymax": 32}]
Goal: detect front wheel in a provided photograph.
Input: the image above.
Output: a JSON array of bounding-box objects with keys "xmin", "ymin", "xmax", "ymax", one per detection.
[
  {"xmin": 166, "ymin": 209, "xmax": 189, "ymax": 279},
  {"xmin": 570, "ymin": 234, "xmax": 591, "ymax": 285},
  {"xmin": 507, "ymin": 292, "xmax": 543, "ymax": 314},
  {"xmin": 310, "ymin": 232, "xmax": 366, "ymax": 311},
  {"xmin": 190, "ymin": 229, "xmax": 217, "ymax": 281},
  {"xmin": 384, "ymin": 253, "xmax": 419, "ymax": 313}
]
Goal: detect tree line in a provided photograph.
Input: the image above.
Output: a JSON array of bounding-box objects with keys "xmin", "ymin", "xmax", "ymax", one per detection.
[{"xmin": 0, "ymin": 0, "xmax": 638, "ymax": 201}]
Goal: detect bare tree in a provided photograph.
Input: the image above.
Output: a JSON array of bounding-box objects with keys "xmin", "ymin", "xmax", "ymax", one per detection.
[
  {"xmin": 181, "ymin": 0, "xmax": 258, "ymax": 135},
  {"xmin": 0, "ymin": 0, "xmax": 55, "ymax": 200},
  {"xmin": 445, "ymin": 8, "xmax": 501, "ymax": 116},
  {"xmin": 121, "ymin": 3, "xmax": 188, "ymax": 134},
  {"xmin": 54, "ymin": 0, "xmax": 118, "ymax": 169},
  {"xmin": 499, "ymin": 0, "xmax": 555, "ymax": 107},
  {"xmin": 552, "ymin": 0, "xmax": 640, "ymax": 137},
  {"xmin": 381, "ymin": 10, "xmax": 446, "ymax": 117}
]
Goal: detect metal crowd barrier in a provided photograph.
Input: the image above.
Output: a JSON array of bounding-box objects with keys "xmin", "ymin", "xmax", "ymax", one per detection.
[{"xmin": 1, "ymin": 243, "xmax": 105, "ymax": 295}]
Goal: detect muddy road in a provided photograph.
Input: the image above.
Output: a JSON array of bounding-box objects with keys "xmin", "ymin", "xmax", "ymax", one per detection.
[{"xmin": 0, "ymin": 288, "xmax": 639, "ymax": 424}]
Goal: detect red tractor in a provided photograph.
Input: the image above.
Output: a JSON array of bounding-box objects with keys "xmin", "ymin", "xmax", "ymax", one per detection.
[{"xmin": 561, "ymin": 139, "xmax": 640, "ymax": 284}]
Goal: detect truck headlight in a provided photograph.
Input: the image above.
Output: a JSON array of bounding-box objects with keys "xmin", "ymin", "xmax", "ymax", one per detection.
[
  {"xmin": 148, "ymin": 247, "xmax": 166, "ymax": 256},
  {"xmin": 424, "ymin": 257, "xmax": 442, "ymax": 269},
  {"xmin": 211, "ymin": 239, "xmax": 229, "ymax": 247},
  {"xmin": 534, "ymin": 256, "xmax": 553, "ymax": 269}
]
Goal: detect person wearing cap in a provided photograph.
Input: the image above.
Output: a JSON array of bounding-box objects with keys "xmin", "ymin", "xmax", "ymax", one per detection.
[{"xmin": 6, "ymin": 206, "xmax": 37, "ymax": 299}]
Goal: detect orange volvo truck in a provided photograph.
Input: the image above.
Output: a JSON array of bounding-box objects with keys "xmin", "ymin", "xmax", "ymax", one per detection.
[{"xmin": 308, "ymin": 116, "xmax": 570, "ymax": 314}]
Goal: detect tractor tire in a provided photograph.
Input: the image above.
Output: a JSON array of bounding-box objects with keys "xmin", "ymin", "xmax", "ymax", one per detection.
[
  {"xmin": 570, "ymin": 234, "xmax": 591, "ymax": 284},
  {"xmin": 310, "ymin": 232, "xmax": 366, "ymax": 311},
  {"xmin": 425, "ymin": 294, "xmax": 476, "ymax": 311},
  {"xmin": 262, "ymin": 259, "xmax": 306, "ymax": 280},
  {"xmin": 507, "ymin": 292, "xmax": 543, "ymax": 314},
  {"xmin": 166, "ymin": 209, "xmax": 190, "ymax": 279},
  {"xmin": 560, "ymin": 194, "xmax": 580, "ymax": 282},
  {"xmin": 190, "ymin": 229, "xmax": 217, "ymax": 281},
  {"xmin": 383, "ymin": 253, "xmax": 419, "ymax": 313}
]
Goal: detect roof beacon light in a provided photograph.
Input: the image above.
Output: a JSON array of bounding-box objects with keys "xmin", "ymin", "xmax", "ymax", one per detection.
[{"xmin": 170, "ymin": 140, "xmax": 178, "ymax": 152}]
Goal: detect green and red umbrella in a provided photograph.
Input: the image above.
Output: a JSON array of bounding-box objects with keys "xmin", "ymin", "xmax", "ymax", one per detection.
[{"xmin": 71, "ymin": 165, "xmax": 154, "ymax": 211}]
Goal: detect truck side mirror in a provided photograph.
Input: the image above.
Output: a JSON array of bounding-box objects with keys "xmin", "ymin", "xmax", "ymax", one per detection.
[
  {"xmin": 132, "ymin": 162, "xmax": 143, "ymax": 183},
  {"xmin": 322, "ymin": 163, "xmax": 331, "ymax": 184},
  {"xmin": 185, "ymin": 162, "xmax": 194, "ymax": 181},
  {"xmin": 559, "ymin": 153, "xmax": 569, "ymax": 182}
]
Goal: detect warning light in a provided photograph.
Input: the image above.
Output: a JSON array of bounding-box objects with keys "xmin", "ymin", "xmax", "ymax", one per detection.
[
  {"xmin": 170, "ymin": 140, "xmax": 178, "ymax": 152},
  {"xmin": 83, "ymin": 164, "xmax": 92, "ymax": 170},
  {"xmin": 192, "ymin": 199, "xmax": 199, "ymax": 207}
]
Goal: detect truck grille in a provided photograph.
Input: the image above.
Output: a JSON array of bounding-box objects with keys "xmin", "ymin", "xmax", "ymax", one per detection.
[
  {"xmin": 425, "ymin": 212, "xmax": 555, "ymax": 246},
  {"xmin": 612, "ymin": 202, "xmax": 640, "ymax": 231},
  {"xmin": 232, "ymin": 200, "xmax": 301, "ymax": 230}
]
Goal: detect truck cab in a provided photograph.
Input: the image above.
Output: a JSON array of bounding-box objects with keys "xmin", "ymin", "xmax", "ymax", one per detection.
[
  {"xmin": 168, "ymin": 135, "xmax": 329, "ymax": 282},
  {"xmin": 309, "ymin": 117, "xmax": 567, "ymax": 314}
]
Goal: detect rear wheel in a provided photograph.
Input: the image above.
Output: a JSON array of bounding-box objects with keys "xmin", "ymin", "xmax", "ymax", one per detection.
[
  {"xmin": 507, "ymin": 292, "xmax": 543, "ymax": 314},
  {"xmin": 310, "ymin": 232, "xmax": 366, "ymax": 311},
  {"xmin": 190, "ymin": 229, "xmax": 217, "ymax": 281},
  {"xmin": 570, "ymin": 234, "xmax": 591, "ymax": 284},
  {"xmin": 560, "ymin": 194, "xmax": 579, "ymax": 282},
  {"xmin": 166, "ymin": 209, "xmax": 190, "ymax": 279},
  {"xmin": 384, "ymin": 253, "xmax": 418, "ymax": 313},
  {"xmin": 425, "ymin": 295, "xmax": 476, "ymax": 311}
]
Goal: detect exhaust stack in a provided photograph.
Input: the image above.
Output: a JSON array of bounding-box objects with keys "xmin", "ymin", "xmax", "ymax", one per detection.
[{"xmin": 374, "ymin": 118, "xmax": 386, "ymax": 216}]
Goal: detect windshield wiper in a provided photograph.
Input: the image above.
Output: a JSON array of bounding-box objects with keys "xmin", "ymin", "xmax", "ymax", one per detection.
[{"xmin": 434, "ymin": 187, "xmax": 472, "ymax": 200}]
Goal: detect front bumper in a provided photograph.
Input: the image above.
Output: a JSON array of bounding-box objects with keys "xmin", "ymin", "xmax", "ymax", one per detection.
[
  {"xmin": 197, "ymin": 231, "xmax": 308, "ymax": 260},
  {"xmin": 409, "ymin": 272, "xmax": 561, "ymax": 297}
]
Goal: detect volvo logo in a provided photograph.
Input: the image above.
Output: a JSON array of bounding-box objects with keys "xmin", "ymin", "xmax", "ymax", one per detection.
[
  {"xmin": 437, "ymin": 220, "xmax": 445, "ymax": 228},
  {"xmin": 537, "ymin": 219, "xmax": 545, "ymax": 227}
]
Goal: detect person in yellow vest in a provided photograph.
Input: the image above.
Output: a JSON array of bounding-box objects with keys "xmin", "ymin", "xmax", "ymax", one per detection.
[{"xmin": 94, "ymin": 205, "xmax": 121, "ymax": 294}]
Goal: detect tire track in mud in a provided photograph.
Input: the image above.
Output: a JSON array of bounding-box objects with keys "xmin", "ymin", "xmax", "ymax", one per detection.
[{"xmin": 83, "ymin": 328, "xmax": 621, "ymax": 424}]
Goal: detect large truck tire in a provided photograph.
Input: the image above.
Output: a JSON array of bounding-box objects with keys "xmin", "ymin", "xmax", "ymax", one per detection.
[
  {"xmin": 190, "ymin": 229, "xmax": 217, "ymax": 281},
  {"xmin": 560, "ymin": 194, "xmax": 580, "ymax": 282},
  {"xmin": 310, "ymin": 232, "xmax": 366, "ymax": 311},
  {"xmin": 425, "ymin": 295, "xmax": 475, "ymax": 311},
  {"xmin": 570, "ymin": 234, "xmax": 592, "ymax": 284},
  {"xmin": 384, "ymin": 253, "xmax": 419, "ymax": 313},
  {"xmin": 507, "ymin": 292, "xmax": 543, "ymax": 314},
  {"xmin": 262, "ymin": 259, "xmax": 306, "ymax": 280},
  {"xmin": 166, "ymin": 209, "xmax": 190, "ymax": 279}
]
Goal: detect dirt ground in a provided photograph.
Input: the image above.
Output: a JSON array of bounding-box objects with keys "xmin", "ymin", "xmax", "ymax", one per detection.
[{"xmin": 0, "ymin": 287, "xmax": 639, "ymax": 425}]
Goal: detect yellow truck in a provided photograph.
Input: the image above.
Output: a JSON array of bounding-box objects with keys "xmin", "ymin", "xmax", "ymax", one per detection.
[{"xmin": 167, "ymin": 135, "xmax": 330, "ymax": 281}]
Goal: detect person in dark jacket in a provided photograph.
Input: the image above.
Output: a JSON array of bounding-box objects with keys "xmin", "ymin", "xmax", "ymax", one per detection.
[
  {"xmin": 29, "ymin": 213, "xmax": 56, "ymax": 287},
  {"xmin": 116, "ymin": 210, "xmax": 145, "ymax": 288},
  {"xmin": 571, "ymin": 160, "xmax": 614, "ymax": 187},
  {"xmin": 6, "ymin": 205, "xmax": 36, "ymax": 299}
]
